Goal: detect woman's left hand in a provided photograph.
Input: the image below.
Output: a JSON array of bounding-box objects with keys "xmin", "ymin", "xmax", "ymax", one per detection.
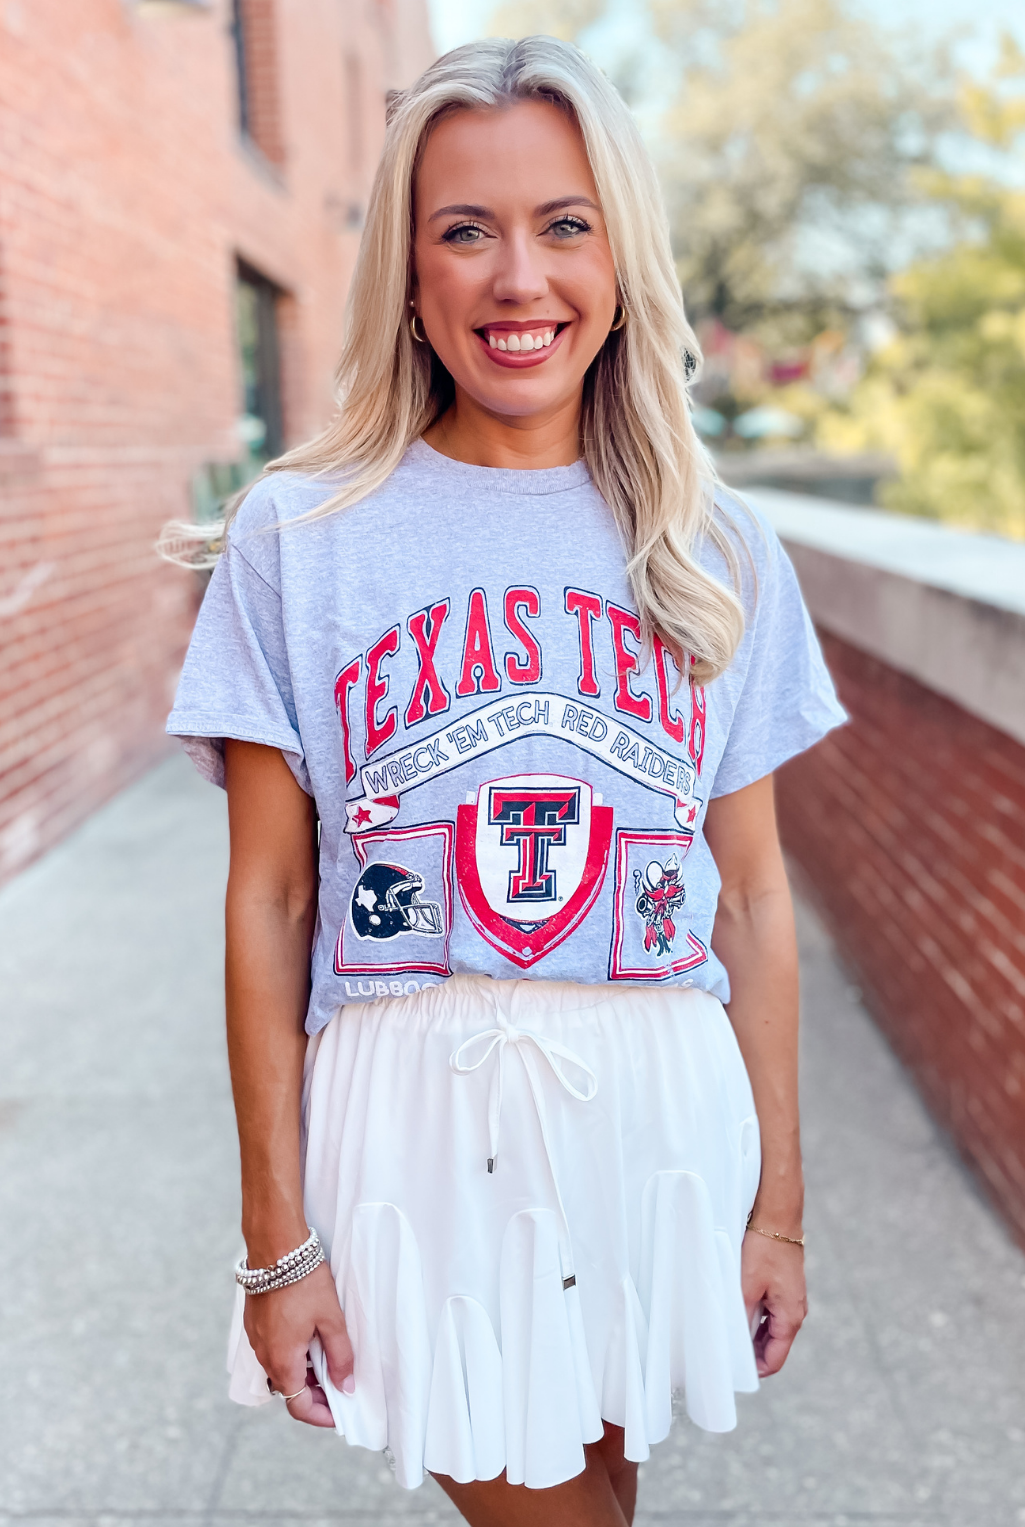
[{"xmin": 741, "ymin": 1231, "xmax": 808, "ymax": 1377}]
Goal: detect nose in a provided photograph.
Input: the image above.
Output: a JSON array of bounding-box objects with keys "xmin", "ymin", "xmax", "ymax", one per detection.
[{"xmin": 491, "ymin": 228, "xmax": 549, "ymax": 306}]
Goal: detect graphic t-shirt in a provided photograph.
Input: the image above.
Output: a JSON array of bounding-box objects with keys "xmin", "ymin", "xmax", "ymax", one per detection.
[{"xmin": 168, "ymin": 440, "xmax": 845, "ymax": 1033}]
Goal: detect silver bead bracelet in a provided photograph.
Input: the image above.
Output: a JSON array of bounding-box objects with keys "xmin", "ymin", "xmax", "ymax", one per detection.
[{"xmin": 235, "ymin": 1227, "xmax": 325, "ymax": 1294}]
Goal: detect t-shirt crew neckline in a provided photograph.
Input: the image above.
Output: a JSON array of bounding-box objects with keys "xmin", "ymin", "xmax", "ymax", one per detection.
[{"xmin": 408, "ymin": 437, "xmax": 592, "ymax": 496}]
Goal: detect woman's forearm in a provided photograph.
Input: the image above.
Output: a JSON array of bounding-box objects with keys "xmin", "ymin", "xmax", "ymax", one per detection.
[
  {"xmin": 226, "ymin": 887, "xmax": 316, "ymax": 1264},
  {"xmin": 704, "ymin": 775, "xmax": 804, "ymax": 1236},
  {"xmin": 224, "ymin": 740, "xmax": 319, "ymax": 1267},
  {"xmin": 221, "ymin": 741, "xmax": 352, "ymax": 1429},
  {"xmin": 711, "ymin": 880, "xmax": 804, "ymax": 1232}
]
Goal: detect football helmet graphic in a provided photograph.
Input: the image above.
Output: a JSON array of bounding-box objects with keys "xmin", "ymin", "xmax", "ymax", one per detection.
[{"xmin": 350, "ymin": 862, "xmax": 444, "ymax": 941}]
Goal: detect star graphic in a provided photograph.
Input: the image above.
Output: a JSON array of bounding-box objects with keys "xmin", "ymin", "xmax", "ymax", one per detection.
[{"xmin": 353, "ymin": 805, "xmax": 373, "ymax": 826}]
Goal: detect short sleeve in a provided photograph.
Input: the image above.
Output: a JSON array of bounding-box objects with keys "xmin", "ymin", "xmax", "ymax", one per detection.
[
  {"xmin": 166, "ymin": 532, "xmax": 310, "ymax": 793},
  {"xmin": 710, "ymin": 514, "xmax": 847, "ymax": 798}
]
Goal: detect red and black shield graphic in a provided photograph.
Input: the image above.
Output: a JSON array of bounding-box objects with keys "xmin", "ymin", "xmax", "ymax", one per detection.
[{"xmin": 455, "ymin": 773, "xmax": 613, "ymax": 969}]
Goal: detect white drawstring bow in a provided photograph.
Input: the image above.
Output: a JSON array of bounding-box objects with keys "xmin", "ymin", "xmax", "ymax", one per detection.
[{"xmin": 449, "ymin": 1015, "xmax": 598, "ymax": 1174}]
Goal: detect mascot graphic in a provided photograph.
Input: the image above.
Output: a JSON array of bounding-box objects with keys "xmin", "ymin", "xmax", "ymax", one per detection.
[{"xmin": 633, "ymin": 854, "xmax": 686, "ymax": 958}]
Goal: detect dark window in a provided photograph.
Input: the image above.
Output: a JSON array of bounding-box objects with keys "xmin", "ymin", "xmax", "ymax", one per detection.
[
  {"xmin": 236, "ymin": 262, "xmax": 283, "ymax": 462},
  {"xmin": 229, "ymin": 0, "xmax": 285, "ymax": 166},
  {"xmin": 230, "ymin": 0, "xmax": 249, "ymax": 138}
]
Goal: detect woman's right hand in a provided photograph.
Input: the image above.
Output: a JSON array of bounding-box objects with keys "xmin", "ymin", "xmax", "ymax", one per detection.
[{"xmin": 243, "ymin": 1261, "xmax": 355, "ymax": 1428}]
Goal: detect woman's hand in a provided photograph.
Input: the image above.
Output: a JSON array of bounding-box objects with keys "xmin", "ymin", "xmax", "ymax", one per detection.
[
  {"xmin": 244, "ymin": 1261, "xmax": 355, "ymax": 1427},
  {"xmin": 741, "ymin": 1231, "xmax": 807, "ymax": 1377}
]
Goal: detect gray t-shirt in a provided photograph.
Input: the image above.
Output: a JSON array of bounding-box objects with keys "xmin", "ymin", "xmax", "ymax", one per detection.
[{"xmin": 168, "ymin": 441, "xmax": 845, "ymax": 1032}]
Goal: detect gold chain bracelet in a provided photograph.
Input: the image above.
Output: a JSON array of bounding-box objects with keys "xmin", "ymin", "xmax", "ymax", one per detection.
[{"xmin": 746, "ymin": 1212, "xmax": 805, "ymax": 1248}]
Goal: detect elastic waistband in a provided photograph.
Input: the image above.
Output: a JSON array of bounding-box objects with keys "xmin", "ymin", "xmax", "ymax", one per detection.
[{"xmin": 333, "ymin": 974, "xmax": 717, "ymax": 1033}]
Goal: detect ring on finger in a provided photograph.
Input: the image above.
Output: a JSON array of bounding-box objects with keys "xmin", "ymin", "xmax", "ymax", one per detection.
[{"xmin": 265, "ymin": 1378, "xmax": 308, "ymax": 1403}]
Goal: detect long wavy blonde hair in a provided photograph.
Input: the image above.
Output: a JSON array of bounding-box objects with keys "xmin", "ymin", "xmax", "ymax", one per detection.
[{"xmin": 163, "ymin": 36, "xmax": 746, "ymax": 684}]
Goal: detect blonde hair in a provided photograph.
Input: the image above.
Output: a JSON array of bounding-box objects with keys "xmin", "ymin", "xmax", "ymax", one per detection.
[{"xmin": 162, "ymin": 36, "xmax": 746, "ymax": 684}]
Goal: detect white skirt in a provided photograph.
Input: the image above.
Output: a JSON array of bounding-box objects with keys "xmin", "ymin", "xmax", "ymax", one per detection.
[{"xmin": 227, "ymin": 977, "xmax": 761, "ymax": 1490}]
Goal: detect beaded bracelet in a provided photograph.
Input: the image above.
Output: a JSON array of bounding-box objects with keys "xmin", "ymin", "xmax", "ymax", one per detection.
[{"xmin": 235, "ymin": 1227, "xmax": 325, "ymax": 1294}]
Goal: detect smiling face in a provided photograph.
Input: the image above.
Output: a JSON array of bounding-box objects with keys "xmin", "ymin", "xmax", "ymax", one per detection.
[{"xmin": 412, "ymin": 99, "xmax": 618, "ymax": 433}]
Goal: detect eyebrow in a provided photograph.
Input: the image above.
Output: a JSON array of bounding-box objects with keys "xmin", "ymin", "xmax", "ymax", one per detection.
[
  {"xmin": 537, "ymin": 196, "xmax": 600, "ymax": 216},
  {"xmin": 428, "ymin": 195, "xmax": 600, "ymax": 223}
]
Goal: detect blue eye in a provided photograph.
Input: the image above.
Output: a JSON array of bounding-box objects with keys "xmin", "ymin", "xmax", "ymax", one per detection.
[
  {"xmin": 442, "ymin": 222, "xmax": 486, "ymax": 245},
  {"xmin": 548, "ymin": 216, "xmax": 591, "ymax": 238}
]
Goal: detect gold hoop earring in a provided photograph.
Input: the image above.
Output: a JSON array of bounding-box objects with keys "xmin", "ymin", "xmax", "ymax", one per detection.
[
  {"xmin": 609, "ymin": 304, "xmax": 627, "ymax": 331},
  {"xmin": 410, "ymin": 313, "xmax": 428, "ymax": 344}
]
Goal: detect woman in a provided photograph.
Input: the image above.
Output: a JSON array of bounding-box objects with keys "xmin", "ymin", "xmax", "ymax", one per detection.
[{"xmin": 167, "ymin": 36, "xmax": 844, "ymax": 1527}]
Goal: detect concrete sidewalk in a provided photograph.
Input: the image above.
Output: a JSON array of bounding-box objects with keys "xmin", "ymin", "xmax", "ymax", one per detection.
[{"xmin": 1, "ymin": 755, "xmax": 1023, "ymax": 1527}]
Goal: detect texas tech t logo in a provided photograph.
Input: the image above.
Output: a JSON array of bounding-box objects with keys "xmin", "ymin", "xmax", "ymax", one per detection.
[
  {"xmin": 488, "ymin": 784, "xmax": 580, "ymax": 904},
  {"xmin": 456, "ymin": 773, "xmax": 613, "ymax": 969}
]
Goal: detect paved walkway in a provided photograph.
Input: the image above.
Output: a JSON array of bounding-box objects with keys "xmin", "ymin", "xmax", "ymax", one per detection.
[{"xmin": 2, "ymin": 755, "xmax": 1024, "ymax": 1527}]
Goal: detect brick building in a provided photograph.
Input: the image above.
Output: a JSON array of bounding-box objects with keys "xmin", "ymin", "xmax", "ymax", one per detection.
[{"xmin": 0, "ymin": 0, "xmax": 433, "ymax": 882}]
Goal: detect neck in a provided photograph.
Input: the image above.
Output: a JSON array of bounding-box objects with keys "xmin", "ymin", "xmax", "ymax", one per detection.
[{"xmin": 423, "ymin": 385, "xmax": 583, "ymax": 469}]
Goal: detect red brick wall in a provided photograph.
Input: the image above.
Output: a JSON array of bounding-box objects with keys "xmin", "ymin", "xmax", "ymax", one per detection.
[
  {"xmin": 777, "ymin": 630, "xmax": 1025, "ymax": 1247},
  {"xmin": 0, "ymin": 0, "xmax": 433, "ymax": 883}
]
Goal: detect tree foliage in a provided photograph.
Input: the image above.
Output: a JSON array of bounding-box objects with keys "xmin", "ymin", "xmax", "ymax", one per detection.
[
  {"xmin": 653, "ymin": 0, "xmax": 952, "ymax": 336},
  {"xmin": 820, "ymin": 38, "xmax": 1025, "ymax": 537}
]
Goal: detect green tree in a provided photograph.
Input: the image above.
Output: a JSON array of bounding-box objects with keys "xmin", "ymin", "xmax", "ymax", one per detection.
[
  {"xmin": 820, "ymin": 38, "xmax": 1025, "ymax": 537},
  {"xmin": 653, "ymin": 0, "xmax": 952, "ymax": 338}
]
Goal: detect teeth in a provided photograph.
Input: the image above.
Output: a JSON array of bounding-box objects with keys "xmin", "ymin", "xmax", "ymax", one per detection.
[{"xmin": 484, "ymin": 328, "xmax": 557, "ymax": 351}]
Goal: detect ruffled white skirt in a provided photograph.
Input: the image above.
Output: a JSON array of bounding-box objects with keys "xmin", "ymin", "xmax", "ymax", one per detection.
[{"xmin": 227, "ymin": 977, "xmax": 761, "ymax": 1490}]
